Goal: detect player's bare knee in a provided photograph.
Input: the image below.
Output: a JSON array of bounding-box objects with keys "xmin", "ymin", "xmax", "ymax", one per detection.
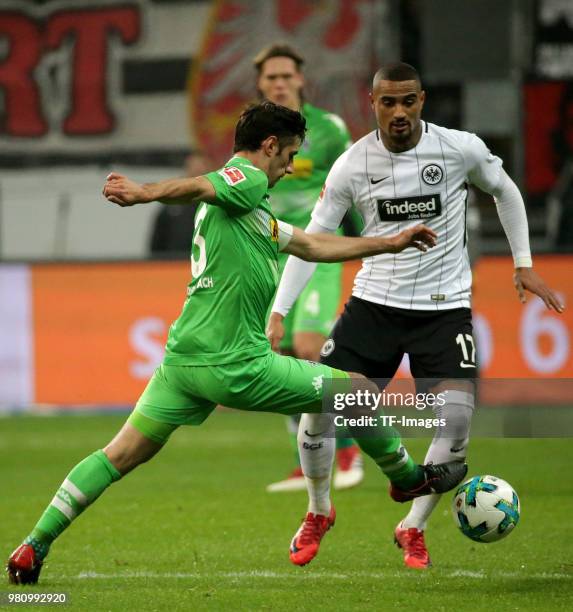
[
  {"xmin": 293, "ymin": 335, "xmax": 324, "ymax": 362},
  {"xmin": 295, "ymin": 347, "xmax": 320, "ymax": 362}
]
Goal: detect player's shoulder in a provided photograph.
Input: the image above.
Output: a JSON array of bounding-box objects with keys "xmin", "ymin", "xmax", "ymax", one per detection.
[
  {"xmin": 218, "ymin": 158, "xmax": 268, "ymax": 188},
  {"xmin": 304, "ymin": 103, "xmax": 348, "ymax": 133},
  {"xmin": 426, "ymin": 122, "xmax": 485, "ymax": 155},
  {"xmin": 326, "ymin": 131, "xmax": 376, "ymax": 183},
  {"xmin": 343, "ymin": 130, "xmax": 378, "ymax": 159}
]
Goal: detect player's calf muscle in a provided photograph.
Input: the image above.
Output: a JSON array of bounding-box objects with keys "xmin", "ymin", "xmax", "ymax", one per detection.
[{"xmin": 103, "ymin": 423, "xmax": 163, "ymax": 476}]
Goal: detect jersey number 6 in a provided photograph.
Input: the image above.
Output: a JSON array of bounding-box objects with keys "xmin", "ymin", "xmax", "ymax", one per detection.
[{"xmin": 191, "ymin": 204, "xmax": 208, "ymax": 278}]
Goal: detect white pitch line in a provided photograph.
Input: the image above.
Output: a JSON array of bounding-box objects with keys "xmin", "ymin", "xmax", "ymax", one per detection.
[{"xmin": 70, "ymin": 570, "xmax": 572, "ymax": 581}]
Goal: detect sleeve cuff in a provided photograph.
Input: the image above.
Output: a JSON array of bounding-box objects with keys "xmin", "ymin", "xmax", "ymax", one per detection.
[
  {"xmin": 514, "ymin": 256, "xmax": 533, "ymax": 268},
  {"xmin": 277, "ymin": 221, "xmax": 294, "ymax": 251},
  {"xmin": 271, "ymin": 303, "xmax": 290, "ymax": 317},
  {"xmin": 202, "ymin": 172, "xmax": 225, "ymax": 203}
]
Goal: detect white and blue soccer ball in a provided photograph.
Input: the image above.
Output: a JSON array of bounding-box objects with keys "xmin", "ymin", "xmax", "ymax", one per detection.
[{"xmin": 452, "ymin": 475, "xmax": 520, "ymax": 543}]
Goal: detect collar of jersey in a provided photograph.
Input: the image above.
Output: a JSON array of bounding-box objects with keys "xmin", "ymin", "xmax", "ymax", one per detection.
[
  {"xmin": 226, "ymin": 155, "xmax": 261, "ymax": 170},
  {"xmin": 226, "ymin": 155, "xmax": 271, "ymax": 203}
]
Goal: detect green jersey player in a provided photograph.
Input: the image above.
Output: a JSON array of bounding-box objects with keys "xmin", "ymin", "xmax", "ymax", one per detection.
[
  {"xmin": 254, "ymin": 44, "xmax": 363, "ymax": 492},
  {"xmin": 7, "ymin": 102, "xmax": 466, "ymax": 585}
]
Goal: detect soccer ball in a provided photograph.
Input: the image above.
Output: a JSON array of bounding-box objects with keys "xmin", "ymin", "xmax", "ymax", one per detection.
[{"xmin": 452, "ymin": 475, "xmax": 520, "ymax": 543}]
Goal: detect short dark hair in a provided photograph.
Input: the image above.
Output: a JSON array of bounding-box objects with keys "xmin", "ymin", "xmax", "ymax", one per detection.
[
  {"xmin": 372, "ymin": 62, "xmax": 422, "ymax": 89},
  {"xmin": 233, "ymin": 101, "xmax": 306, "ymax": 153},
  {"xmin": 253, "ymin": 43, "xmax": 304, "ymax": 74}
]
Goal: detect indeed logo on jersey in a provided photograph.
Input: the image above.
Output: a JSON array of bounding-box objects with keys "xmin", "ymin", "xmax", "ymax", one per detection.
[{"xmin": 377, "ymin": 194, "xmax": 442, "ymax": 221}]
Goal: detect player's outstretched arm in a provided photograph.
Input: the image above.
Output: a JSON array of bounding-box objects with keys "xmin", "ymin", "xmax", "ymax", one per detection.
[
  {"xmin": 283, "ymin": 224, "xmax": 437, "ymax": 263},
  {"xmin": 483, "ymin": 168, "xmax": 564, "ymax": 314},
  {"xmin": 268, "ymin": 224, "xmax": 437, "ymax": 351},
  {"xmin": 103, "ymin": 172, "xmax": 216, "ymax": 207}
]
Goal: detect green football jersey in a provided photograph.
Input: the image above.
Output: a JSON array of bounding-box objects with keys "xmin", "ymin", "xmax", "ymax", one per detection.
[
  {"xmin": 164, "ymin": 157, "xmax": 282, "ymax": 366},
  {"xmin": 270, "ymin": 102, "xmax": 351, "ymax": 230}
]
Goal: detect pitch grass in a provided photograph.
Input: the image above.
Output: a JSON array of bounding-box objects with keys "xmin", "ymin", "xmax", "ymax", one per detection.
[{"xmin": 1, "ymin": 412, "xmax": 572, "ymax": 611}]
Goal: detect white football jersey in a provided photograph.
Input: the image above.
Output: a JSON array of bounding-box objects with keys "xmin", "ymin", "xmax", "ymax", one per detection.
[{"xmin": 311, "ymin": 121, "xmax": 503, "ymax": 310}]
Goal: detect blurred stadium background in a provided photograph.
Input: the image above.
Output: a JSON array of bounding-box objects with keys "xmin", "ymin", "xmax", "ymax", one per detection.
[{"xmin": 1, "ymin": 0, "xmax": 572, "ymax": 411}]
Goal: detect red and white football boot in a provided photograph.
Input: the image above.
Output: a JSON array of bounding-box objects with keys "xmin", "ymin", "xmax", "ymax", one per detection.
[{"xmin": 289, "ymin": 506, "xmax": 336, "ymax": 566}]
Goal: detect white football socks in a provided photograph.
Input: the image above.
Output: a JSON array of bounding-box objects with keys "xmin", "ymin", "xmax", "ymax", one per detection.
[
  {"xmin": 298, "ymin": 413, "xmax": 335, "ymax": 516},
  {"xmin": 402, "ymin": 390, "xmax": 473, "ymax": 531}
]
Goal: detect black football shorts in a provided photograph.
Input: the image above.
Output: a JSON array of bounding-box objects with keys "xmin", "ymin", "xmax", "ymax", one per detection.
[{"xmin": 320, "ymin": 296, "xmax": 476, "ymax": 389}]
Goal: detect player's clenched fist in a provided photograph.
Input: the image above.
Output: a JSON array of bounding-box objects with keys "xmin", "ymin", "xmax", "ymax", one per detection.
[
  {"xmin": 103, "ymin": 172, "xmax": 150, "ymax": 207},
  {"xmin": 389, "ymin": 224, "xmax": 438, "ymax": 253}
]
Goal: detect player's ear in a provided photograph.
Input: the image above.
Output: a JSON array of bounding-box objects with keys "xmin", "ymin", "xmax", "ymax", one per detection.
[
  {"xmin": 419, "ymin": 90, "xmax": 426, "ymax": 110},
  {"xmin": 262, "ymin": 135, "xmax": 280, "ymax": 157}
]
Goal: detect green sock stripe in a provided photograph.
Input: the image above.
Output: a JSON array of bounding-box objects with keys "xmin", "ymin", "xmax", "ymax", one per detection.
[
  {"xmin": 127, "ymin": 410, "xmax": 178, "ymax": 446},
  {"xmin": 375, "ymin": 446, "xmax": 410, "ymax": 471}
]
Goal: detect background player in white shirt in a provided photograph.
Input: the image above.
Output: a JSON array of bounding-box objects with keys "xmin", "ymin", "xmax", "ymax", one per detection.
[{"xmin": 268, "ymin": 62, "xmax": 563, "ymax": 569}]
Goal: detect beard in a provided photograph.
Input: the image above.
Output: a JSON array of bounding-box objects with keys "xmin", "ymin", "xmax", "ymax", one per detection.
[{"xmin": 389, "ymin": 123, "xmax": 411, "ymax": 141}]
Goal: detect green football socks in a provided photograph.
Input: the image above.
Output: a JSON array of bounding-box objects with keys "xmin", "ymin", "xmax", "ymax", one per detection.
[
  {"xmin": 24, "ymin": 449, "xmax": 121, "ymax": 560},
  {"xmin": 355, "ymin": 434, "xmax": 424, "ymax": 490}
]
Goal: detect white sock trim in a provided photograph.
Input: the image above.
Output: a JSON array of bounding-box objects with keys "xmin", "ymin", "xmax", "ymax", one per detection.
[
  {"xmin": 63, "ymin": 478, "xmax": 88, "ymax": 506},
  {"xmin": 50, "ymin": 495, "xmax": 76, "ymax": 520}
]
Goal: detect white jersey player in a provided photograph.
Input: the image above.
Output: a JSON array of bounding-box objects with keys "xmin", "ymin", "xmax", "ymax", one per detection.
[
  {"xmin": 268, "ymin": 62, "xmax": 563, "ymax": 569},
  {"xmin": 312, "ymin": 123, "xmax": 509, "ymax": 310}
]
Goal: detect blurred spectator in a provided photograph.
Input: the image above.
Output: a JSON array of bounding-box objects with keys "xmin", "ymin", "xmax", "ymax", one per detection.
[{"xmin": 149, "ymin": 151, "xmax": 214, "ymax": 257}]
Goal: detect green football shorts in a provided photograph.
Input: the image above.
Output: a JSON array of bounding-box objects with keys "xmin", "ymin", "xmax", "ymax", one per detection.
[
  {"xmin": 278, "ymin": 261, "xmax": 342, "ymax": 350},
  {"xmin": 129, "ymin": 351, "xmax": 349, "ymax": 444}
]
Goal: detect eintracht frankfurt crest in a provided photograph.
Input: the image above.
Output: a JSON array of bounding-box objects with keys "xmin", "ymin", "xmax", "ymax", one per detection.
[{"xmin": 422, "ymin": 164, "xmax": 444, "ymax": 185}]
